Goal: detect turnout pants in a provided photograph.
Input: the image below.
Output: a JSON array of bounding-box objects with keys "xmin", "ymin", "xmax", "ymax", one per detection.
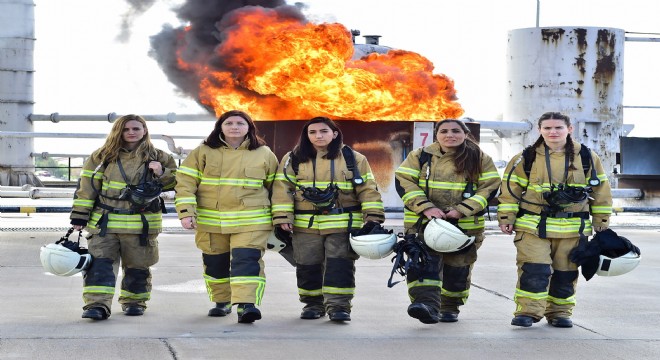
[
  {"xmin": 292, "ymin": 232, "xmax": 359, "ymax": 313},
  {"xmin": 513, "ymin": 231, "xmax": 580, "ymax": 321},
  {"xmin": 195, "ymin": 230, "xmax": 268, "ymax": 305},
  {"xmin": 83, "ymin": 233, "xmax": 159, "ymax": 314},
  {"xmin": 407, "ymin": 232, "xmax": 484, "ymax": 313}
]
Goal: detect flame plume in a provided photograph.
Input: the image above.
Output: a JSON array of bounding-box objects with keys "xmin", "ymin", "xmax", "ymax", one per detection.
[{"xmin": 151, "ymin": 2, "xmax": 463, "ymax": 121}]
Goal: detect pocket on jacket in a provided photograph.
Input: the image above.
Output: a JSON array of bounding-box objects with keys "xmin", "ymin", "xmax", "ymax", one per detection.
[
  {"xmin": 241, "ymin": 196, "xmax": 270, "ymax": 207},
  {"xmin": 244, "ymin": 167, "xmax": 266, "ymax": 190}
]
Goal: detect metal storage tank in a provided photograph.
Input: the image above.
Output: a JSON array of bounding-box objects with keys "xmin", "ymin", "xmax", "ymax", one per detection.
[
  {"xmin": 504, "ymin": 26, "xmax": 624, "ymax": 183},
  {"xmin": 0, "ymin": 0, "xmax": 37, "ymax": 186}
]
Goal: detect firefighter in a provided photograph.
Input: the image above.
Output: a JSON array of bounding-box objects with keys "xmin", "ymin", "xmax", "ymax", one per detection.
[
  {"xmin": 175, "ymin": 110, "xmax": 278, "ymax": 324},
  {"xmin": 395, "ymin": 119, "xmax": 501, "ymax": 324},
  {"xmin": 498, "ymin": 111, "xmax": 612, "ymax": 328},
  {"xmin": 271, "ymin": 117, "xmax": 385, "ymax": 322},
  {"xmin": 70, "ymin": 114, "xmax": 177, "ymax": 320}
]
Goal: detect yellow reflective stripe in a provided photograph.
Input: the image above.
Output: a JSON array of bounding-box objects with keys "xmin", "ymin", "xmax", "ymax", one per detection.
[
  {"xmin": 395, "ymin": 166, "xmax": 420, "ymax": 178},
  {"xmin": 275, "ymin": 174, "xmax": 297, "ymax": 181},
  {"xmin": 441, "ymin": 288, "xmax": 469, "ymax": 299},
  {"xmin": 597, "ymin": 173, "xmax": 609, "ymax": 181},
  {"xmin": 89, "ymin": 212, "xmax": 162, "ymax": 230},
  {"xmin": 174, "ymin": 197, "xmax": 197, "ymax": 206},
  {"xmin": 200, "ymin": 178, "xmax": 264, "ymax": 187},
  {"xmin": 120, "ymin": 290, "xmax": 150, "ymax": 300},
  {"xmin": 298, "ymin": 288, "xmax": 323, "ymax": 296},
  {"xmin": 547, "ymin": 295, "xmax": 576, "ymax": 306},
  {"xmin": 516, "ymin": 214, "xmax": 592, "ymax": 233},
  {"xmin": 178, "ymin": 166, "xmax": 202, "ymax": 179},
  {"xmin": 296, "ymin": 180, "xmax": 354, "ymax": 191},
  {"xmin": 468, "ymin": 194, "xmax": 487, "ymax": 208},
  {"xmin": 514, "ymin": 288, "xmax": 547, "ymax": 300},
  {"xmin": 322, "ymin": 286, "xmax": 355, "ymax": 295},
  {"xmin": 498, "ymin": 203, "xmax": 519, "ymax": 212},
  {"xmin": 401, "ymin": 190, "xmax": 425, "ymax": 203},
  {"xmin": 361, "ymin": 201, "xmax": 383, "ymax": 210},
  {"xmin": 363, "ymin": 172, "xmax": 376, "ymax": 180},
  {"xmin": 204, "ymin": 274, "xmax": 229, "ymax": 283},
  {"xmin": 506, "ymin": 174, "xmax": 528, "ymax": 187},
  {"xmin": 407, "ymin": 279, "xmax": 442, "ymax": 289},
  {"xmin": 591, "ymin": 205, "xmax": 612, "ymax": 214},
  {"xmin": 417, "ymin": 180, "xmax": 466, "ymax": 190},
  {"xmin": 83, "ymin": 286, "xmax": 115, "ymax": 295},
  {"xmin": 73, "ymin": 199, "xmax": 95, "ymax": 208},
  {"xmin": 479, "ymin": 171, "xmax": 500, "ymax": 180},
  {"xmin": 272, "ymin": 204, "xmax": 294, "ymax": 212},
  {"xmin": 198, "ymin": 208, "xmax": 271, "ymax": 219},
  {"xmin": 293, "ymin": 213, "xmax": 361, "ymax": 230},
  {"xmin": 81, "ymin": 169, "xmax": 103, "ymax": 179}
]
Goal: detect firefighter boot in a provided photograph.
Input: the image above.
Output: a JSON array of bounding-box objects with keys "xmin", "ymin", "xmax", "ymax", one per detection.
[
  {"xmin": 548, "ymin": 317, "xmax": 573, "ymax": 328},
  {"xmin": 123, "ymin": 304, "xmax": 145, "ymax": 316},
  {"xmin": 237, "ymin": 303, "xmax": 262, "ymax": 324},
  {"xmin": 208, "ymin": 302, "xmax": 232, "ymax": 317},
  {"xmin": 407, "ymin": 303, "xmax": 439, "ymax": 324},
  {"xmin": 82, "ymin": 307, "xmax": 109, "ymax": 321}
]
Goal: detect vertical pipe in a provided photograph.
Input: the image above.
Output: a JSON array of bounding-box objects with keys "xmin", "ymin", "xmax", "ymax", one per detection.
[{"xmin": 0, "ymin": 0, "xmax": 37, "ymax": 185}]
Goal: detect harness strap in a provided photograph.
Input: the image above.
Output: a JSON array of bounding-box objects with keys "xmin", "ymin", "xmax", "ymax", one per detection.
[{"xmin": 518, "ymin": 208, "xmax": 590, "ymax": 239}]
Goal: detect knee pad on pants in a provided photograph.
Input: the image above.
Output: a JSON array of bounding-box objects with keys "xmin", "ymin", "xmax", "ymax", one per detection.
[
  {"xmin": 325, "ymin": 257, "xmax": 355, "ymax": 288},
  {"xmin": 231, "ymin": 248, "xmax": 262, "ymax": 276},
  {"xmin": 122, "ymin": 268, "xmax": 150, "ymax": 294},
  {"xmin": 297, "ymin": 263, "xmax": 323, "ymax": 290},
  {"xmin": 203, "ymin": 252, "xmax": 230, "ymax": 279},
  {"xmin": 549, "ymin": 270, "xmax": 579, "ymax": 299},
  {"xmin": 520, "ymin": 262, "xmax": 552, "ymax": 293},
  {"xmin": 84, "ymin": 257, "xmax": 115, "ymax": 286},
  {"xmin": 442, "ymin": 264, "xmax": 470, "ymax": 292}
]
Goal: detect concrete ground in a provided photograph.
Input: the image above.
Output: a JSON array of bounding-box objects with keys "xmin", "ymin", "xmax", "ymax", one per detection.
[{"xmin": 1, "ymin": 211, "xmax": 659, "ymax": 360}]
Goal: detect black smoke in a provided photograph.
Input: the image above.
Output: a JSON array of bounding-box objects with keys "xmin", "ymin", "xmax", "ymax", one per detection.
[{"xmin": 147, "ymin": 0, "xmax": 307, "ymax": 110}]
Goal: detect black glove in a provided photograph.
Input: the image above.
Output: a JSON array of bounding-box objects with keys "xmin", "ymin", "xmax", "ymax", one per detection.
[
  {"xmin": 274, "ymin": 227, "xmax": 293, "ymax": 247},
  {"xmin": 351, "ymin": 221, "xmax": 389, "ymax": 237},
  {"xmin": 70, "ymin": 218, "xmax": 87, "ymax": 227}
]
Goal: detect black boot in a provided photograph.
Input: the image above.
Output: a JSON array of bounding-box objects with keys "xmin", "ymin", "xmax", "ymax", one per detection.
[
  {"xmin": 237, "ymin": 303, "xmax": 262, "ymax": 323},
  {"xmin": 208, "ymin": 302, "xmax": 232, "ymax": 317},
  {"xmin": 123, "ymin": 304, "xmax": 145, "ymax": 316},
  {"xmin": 511, "ymin": 315, "xmax": 536, "ymax": 327},
  {"xmin": 82, "ymin": 307, "xmax": 109, "ymax": 320},
  {"xmin": 407, "ymin": 303, "xmax": 439, "ymax": 324},
  {"xmin": 548, "ymin": 317, "xmax": 573, "ymax": 328}
]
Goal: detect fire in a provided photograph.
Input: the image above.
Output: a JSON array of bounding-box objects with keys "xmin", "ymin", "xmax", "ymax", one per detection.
[{"xmin": 176, "ymin": 6, "xmax": 463, "ymax": 121}]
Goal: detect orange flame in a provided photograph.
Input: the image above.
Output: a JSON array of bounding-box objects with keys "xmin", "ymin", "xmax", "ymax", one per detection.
[{"xmin": 177, "ymin": 7, "xmax": 463, "ymax": 121}]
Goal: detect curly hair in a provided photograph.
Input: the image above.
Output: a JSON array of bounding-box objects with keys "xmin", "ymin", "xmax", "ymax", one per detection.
[{"xmin": 95, "ymin": 114, "xmax": 157, "ymax": 163}]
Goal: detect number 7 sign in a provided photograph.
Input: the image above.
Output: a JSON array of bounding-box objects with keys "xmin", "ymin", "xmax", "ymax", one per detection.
[{"xmin": 413, "ymin": 122, "xmax": 434, "ymax": 149}]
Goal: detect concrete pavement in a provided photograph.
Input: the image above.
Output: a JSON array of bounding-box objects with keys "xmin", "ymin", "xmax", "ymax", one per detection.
[{"xmin": 1, "ymin": 212, "xmax": 660, "ymax": 359}]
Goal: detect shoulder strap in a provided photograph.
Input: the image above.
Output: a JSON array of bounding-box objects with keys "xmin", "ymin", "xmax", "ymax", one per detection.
[
  {"xmin": 418, "ymin": 149, "xmax": 432, "ymax": 169},
  {"xmin": 579, "ymin": 144, "xmax": 601, "ymax": 186},
  {"xmin": 290, "ymin": 152, "xmax": 301, "ymax": 175},
  {"xmin": 342, "ymin": 145, "xmax": 364, "ymax": 185},
  {"xmin": 522, "ymin": 146, "xmax": 536, "ymax": 179}
]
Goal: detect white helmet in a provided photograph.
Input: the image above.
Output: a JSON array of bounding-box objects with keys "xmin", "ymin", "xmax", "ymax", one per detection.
[
  {"xmin": 40, "ymin": 243, "xmax": 92, "ymax": 276},
  {"xmin": 266, "ymin": 231, "xmax": 287, "ymax": 252},
  {"xmin": 423, "ymin": 218, "xmax": 475, "ymax": 253},
  {"xmin": 350, "ymin": 233, "xmax": 397, "ymax": 259},
  {"xmin": 596, "ymin": 251, "xmax": 641, "ymax": 277}
]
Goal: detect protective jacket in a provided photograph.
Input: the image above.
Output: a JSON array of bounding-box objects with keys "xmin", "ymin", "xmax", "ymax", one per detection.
[
  {"xmin": 174, "ymin": 139, "xmax": 278, "ymax": 234},
  {"xmin": 271, "ymin": 147, "xmax": 385, "ymax": 235},
  {"xmin": 395, "ymin": 142, "xmax": 501, "ymax": 235},
  {"xmin": 70, "ymin": 148, "xmax": 176, "ymax": 235},
  {"xmin": 497, "ymin": 140, "xmax": 612, "ymax": 238}
]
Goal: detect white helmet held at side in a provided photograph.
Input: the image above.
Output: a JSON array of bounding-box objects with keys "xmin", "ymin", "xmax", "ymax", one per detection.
[
  {"xmin": 40, "ymin": 243, "xmax": 92, "ymax": 276},
  {"xmin": 350, "ymin": 233, "xmax": 397, "ymax": 260},
  {"xmin": 596, "ymin": 251, "xmax": 641, "ymax": 277},
  {"xmin": 424, "ymin": 218, "xmax": 475, "ymax": 253}
]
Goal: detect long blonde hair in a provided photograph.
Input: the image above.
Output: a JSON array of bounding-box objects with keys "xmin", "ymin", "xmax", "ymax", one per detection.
[{"xmin": 95, "ymin": 114, "xmax": 157, "ymax": 163}]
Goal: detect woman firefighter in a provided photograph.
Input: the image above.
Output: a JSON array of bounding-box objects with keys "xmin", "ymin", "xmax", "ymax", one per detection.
[
  {"xmin": 174, "ymin": 110, "xmax": 278, "ymax": 324},
  {"xmin": 498, "ymin": 111, "xmax": 612, "ymax": 328},
  {"xmin": 394, "ymin": 119, "xmax": 501, "ymax": 324},
  {"xmin": 271, "ymin": 116, "xmax": 385, "ymax": 322},
  {"xmin": 70, "ymin": 114, "xmax": 177, "ymax": 320}
]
